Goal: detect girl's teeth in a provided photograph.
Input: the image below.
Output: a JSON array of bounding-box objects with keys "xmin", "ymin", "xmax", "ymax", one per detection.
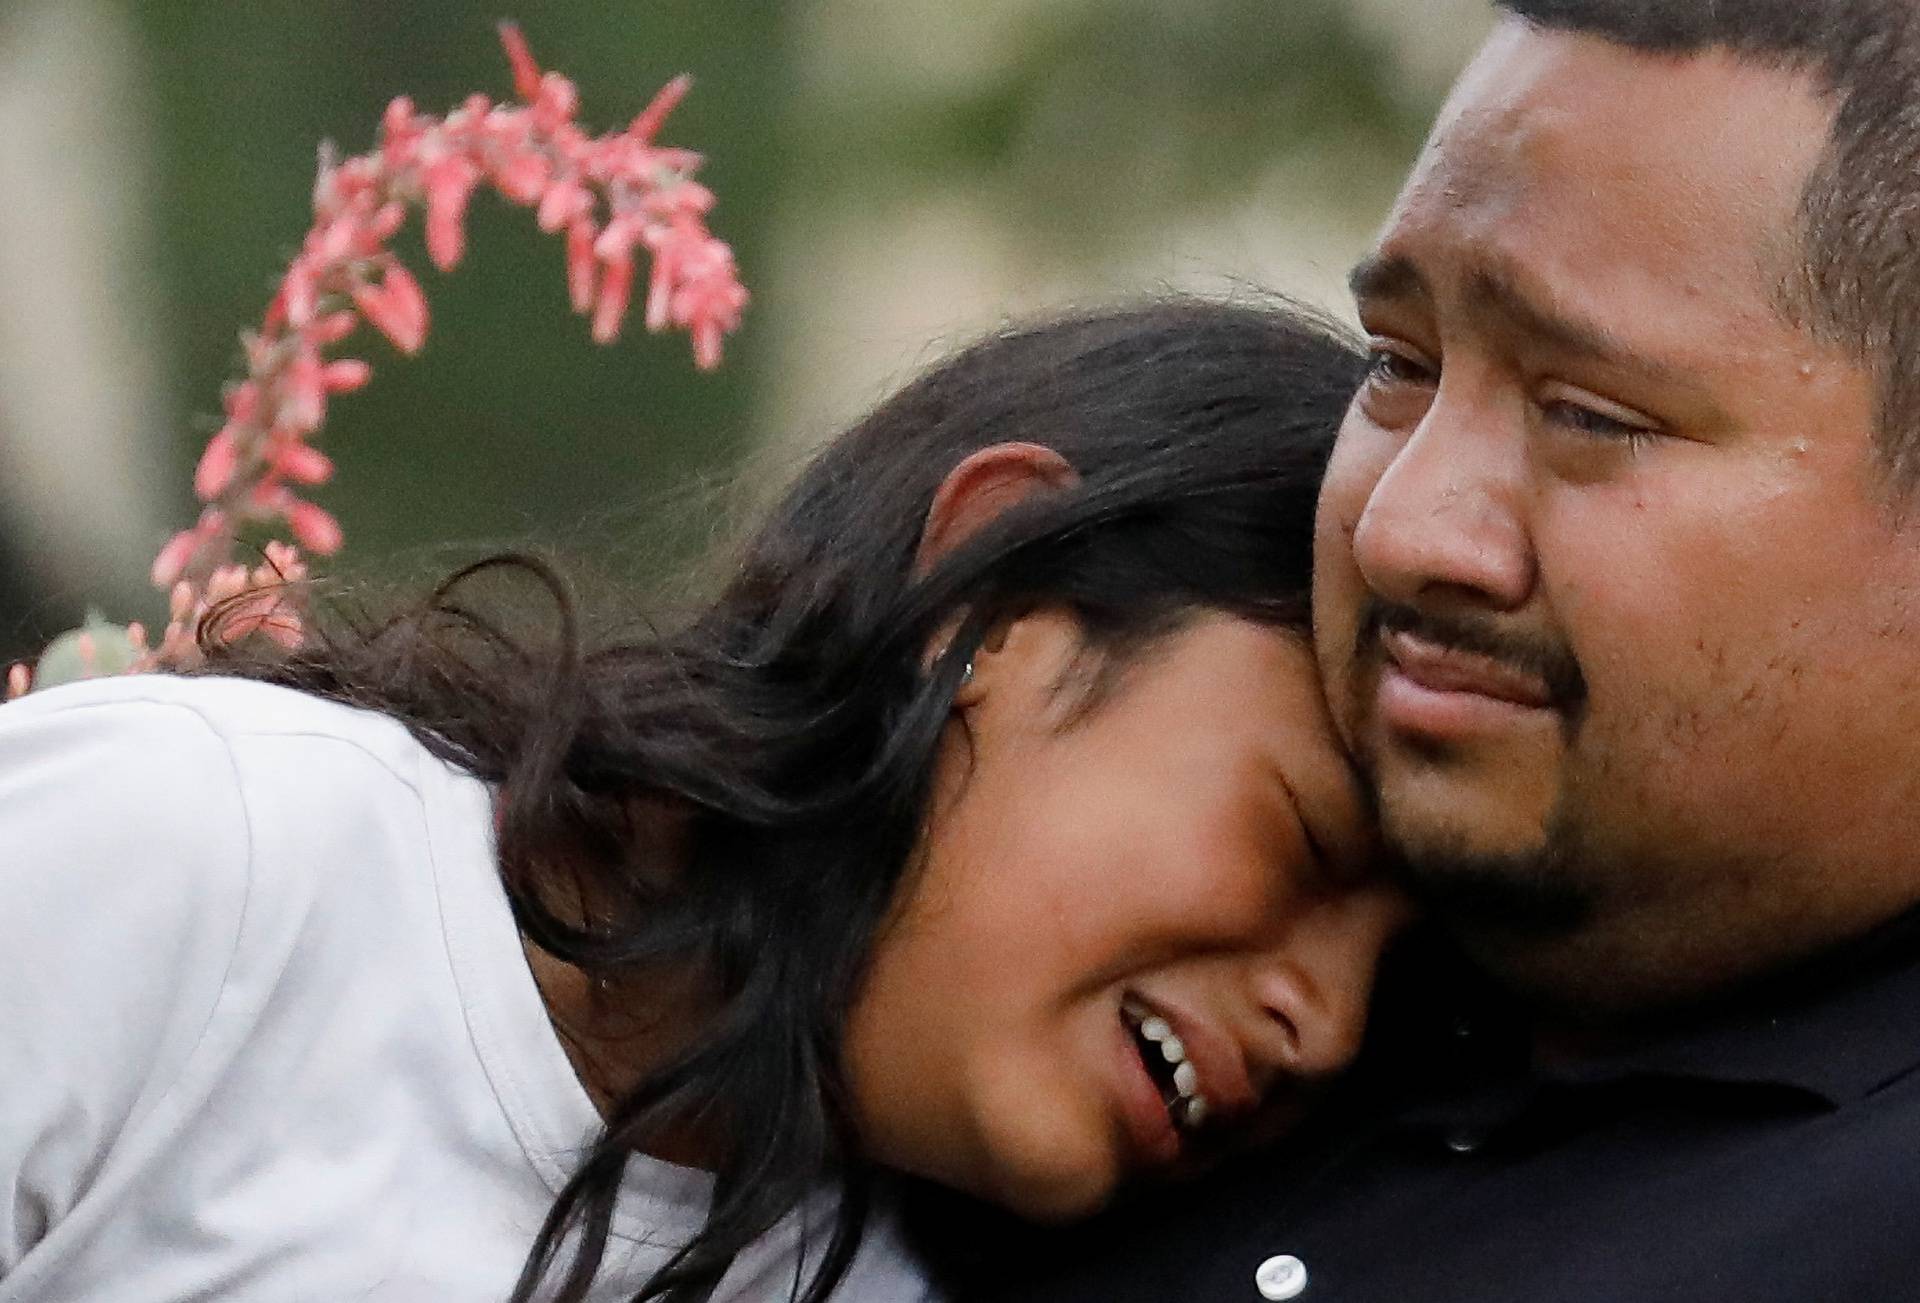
[{"xmin": 1127, "ymin": 1003, "xmax": 1211, "ymax": 1128}]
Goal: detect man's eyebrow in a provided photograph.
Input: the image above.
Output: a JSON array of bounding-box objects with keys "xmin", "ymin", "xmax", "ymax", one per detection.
[
  {"xmin": 1348, "ymin": 253, "xmax": 1426, "ymax": 304},
  {"xmin": 1350, "ymin": 252, "xmax": 1687, "ymax": 386},
  {"xmin": 1463, "ymin": 266, "xmax": 1672, "ymax": 377}
]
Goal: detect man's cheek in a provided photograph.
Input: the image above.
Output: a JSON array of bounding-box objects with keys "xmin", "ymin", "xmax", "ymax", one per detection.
[{"xmin": 1313, "ymin": 444, "xmax": 1384, "ymax": 588}]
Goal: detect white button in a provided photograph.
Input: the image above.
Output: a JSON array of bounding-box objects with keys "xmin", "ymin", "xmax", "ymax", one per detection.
[{"xmin": 1255, "ymin": 1254, "xmax": 1308, "ymax": 1300}]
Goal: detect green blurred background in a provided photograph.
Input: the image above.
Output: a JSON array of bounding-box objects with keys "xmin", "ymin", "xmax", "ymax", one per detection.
[{"xmin": 0, "ymin": 0, "xmax": 1491, "ymax": 663}]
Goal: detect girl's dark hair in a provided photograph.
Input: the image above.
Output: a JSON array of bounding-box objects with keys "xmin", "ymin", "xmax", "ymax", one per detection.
[{"xmin": 208, "ymin": 296, "xmax": 1363, "ymax": 1302}]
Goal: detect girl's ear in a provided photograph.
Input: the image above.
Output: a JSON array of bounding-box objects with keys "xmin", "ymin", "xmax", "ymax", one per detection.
[{"xmin": 914, "ymin": 442, "xmax": 1079, "ymax": 573}]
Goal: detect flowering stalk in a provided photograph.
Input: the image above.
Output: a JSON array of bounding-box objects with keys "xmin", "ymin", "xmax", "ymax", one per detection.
[{"xmin": 7, "ymin": 22, "xmax": 746, "ymax": 699}]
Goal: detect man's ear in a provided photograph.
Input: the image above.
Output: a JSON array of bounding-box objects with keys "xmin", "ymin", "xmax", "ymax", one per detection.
[{"xmin": 914, "ymin": 442, "xmax": 1079, "ymax": 574}]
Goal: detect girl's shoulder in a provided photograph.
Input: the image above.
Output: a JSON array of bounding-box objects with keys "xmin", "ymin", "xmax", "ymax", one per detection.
[
  {"xmin": 0, "ymin": 672, "xmax": 509, "ymax": 1291},
  {"xmin": 0, "ymin": 671, "xmax": 426, "ymax": 771},
  {"xmin": 1, "ymin": 668, "xmax": 486, "ymax": 935},
  {"xmin": 0, "ymin": 672, "xmax": 482, "ymax": 1082},
  {"xmin": 0, "ymin": 663, "xmax": 463, "ymax": 992},
  {"xmin": 0, "ymin": 672, "xmax": 457, "ymax": 868}
]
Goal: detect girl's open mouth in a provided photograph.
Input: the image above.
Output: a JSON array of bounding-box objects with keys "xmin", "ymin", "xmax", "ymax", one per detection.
[{"xmin": 1121, "ymin": 997, "xmax": 1211, "ymax": 1132}]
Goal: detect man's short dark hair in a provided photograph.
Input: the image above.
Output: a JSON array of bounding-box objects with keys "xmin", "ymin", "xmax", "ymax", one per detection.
[{"xmin": 1493, "ymin": 0, "xmax": 1920, "ymax": 485}]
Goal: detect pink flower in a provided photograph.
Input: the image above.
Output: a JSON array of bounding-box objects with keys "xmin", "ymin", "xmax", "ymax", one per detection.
[
  {"xmin": 532, "ymin": 73, "xmax": 580, "ymax": 136},
  {"xmin": 537, "ymin": 179, "xmax": 591, "ymax": 232},
  {"xmin": 495, "ymin": 149, "xmax": 549, "ymax": 204},
  {"xmin": 281, "ymin": 347, "xmax": 327, "ymax": 433},
  {"xmin": 631, "ymin": 75, "xmax": 691, "ymax": 144},
  {"xmin": 273, "ymin": 439, "xmax": 334, "ymax": 485},
  {"xmin": 322, "ymin": 358, "xmax": 372, "ymax": 392},
  {"xmin": 367, "ymin": 201, "xmax": 407, "ymax": 246},
  {"xmin": 651, "ymin": 179, "xmax": 715, "ymax": 218},
  {"xmin": 259, "ymin": 607, "xmax": 307, "ymax": 650},
  {"xmin": 205, "ymin": 563, "xmax": 249, "ymax": 605},
  {"xmin": 216, "ymin": 582, "xmax": 304, "ymax": 649},
  {"xmin": 281, "ymin": 257, "xmax": 321, "ymax": 327},
  {"xmin": 691, "ymin": 319, "xmax": 724, "ymax": 372},
  {"xmin": 287, "ymin": 499, "xmax": 344, "ymax": 555},
  {"xmin": 380, "ymin": 96, "xmax": 425, "ymax": 169},
  {"xmin": 151, "ymin": 510, "xmax": 226, "ymax": 588},
  {"xmin": 352, "ymin": 263, "xmax": 429, "ymax": 355},
  {"xmin": 644, "ymin": 245, "xmax": 675, "ymax": 334},
  {"xmin": 592, "ymin": 255, "xmax": 635, "ymax": 343},
  {"xmin": 424, "ymin": 155, "xmax": 479, "ymax": 271},
  {"xmin": 224, "ymin": 380, "xmax": 261, "ymax": 426},
  {"xmin": 138, "ymin": 21, "xmax": 749, "ymax": 675},
  {"xmin": 308, "ymin": 213, "xmax": 357, "ymax": 265},
  {"xmin": 260, "ymin": 541, "xmax": 307, "ymax": 580},
  {"xmin": 7, "ymin": 663, "xmax": 31, "ymax": 700},
  {"xmin": 151, "ymin": 531, "xmax": 196, "ymax": 588},
  {"xmin": 566, "ymin": 219, "xmax": 598, "ymax": 312},
  {"xmin": 194, "ymin": 429, "xmax": 241, "ymax": 501},
  {"xmin": 306, "ymin": 310, "xmax": 360, "ymax": 346},
  {"xmin": 499, "ymin": 22, "xmax": 543, "ymax": 101},
  {"xmin": 592, "ymin": 213, "xmax": 642, "ymax": 264}
]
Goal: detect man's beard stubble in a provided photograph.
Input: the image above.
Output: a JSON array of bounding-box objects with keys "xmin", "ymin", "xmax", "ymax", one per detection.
[
  {"xmin": 1375, "ymin": 799, "xmax": 1597, "ymax": 940},
  {"xmin": 1345, "ymin": 602, "xmax": 1877, "ymax": 1015},
  {"xmin": 1353, "ymin": 597, "xmax": 1599, "ymax": 941}
]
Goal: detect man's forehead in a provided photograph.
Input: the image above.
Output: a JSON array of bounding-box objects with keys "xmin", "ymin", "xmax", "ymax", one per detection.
[
  {"xmin": 1410, "ymin": 21, "xmax": 1832, "ymax": 210},
  {"xmin": 1364, "ymin": 22, "xmax": 1833, "ymax": 320}
]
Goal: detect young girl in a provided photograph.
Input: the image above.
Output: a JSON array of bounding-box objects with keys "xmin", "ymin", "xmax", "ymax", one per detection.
[{"xmin": 0, "ymin": 298, "xmax": 1403, "ymax": 1302}]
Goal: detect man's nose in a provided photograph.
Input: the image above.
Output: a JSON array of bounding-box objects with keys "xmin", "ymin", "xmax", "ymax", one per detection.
[{"xmin": 1349, "ymin": 393, "xmax": 1534, "ymax": 612}]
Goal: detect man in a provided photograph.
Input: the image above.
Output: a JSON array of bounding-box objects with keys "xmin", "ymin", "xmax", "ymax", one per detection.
[{"xmin": 964, "ymin": 2, "xmax": 1920, "ymax": 1298}]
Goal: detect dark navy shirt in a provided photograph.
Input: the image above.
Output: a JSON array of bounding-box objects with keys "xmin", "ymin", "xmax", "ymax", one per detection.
[{"xmin": 930, "ymin": 916, "xmax": 1920, "ymax": 1303}]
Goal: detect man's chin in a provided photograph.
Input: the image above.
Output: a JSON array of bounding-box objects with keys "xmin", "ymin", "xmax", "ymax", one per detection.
[
  {"xmin": 1375, "ymin": 788, "xmax": 1594, "ymax": 939},
  {"xmin": 1393, "ymin": 849, "xmax": 1595, "ymax": 939}
]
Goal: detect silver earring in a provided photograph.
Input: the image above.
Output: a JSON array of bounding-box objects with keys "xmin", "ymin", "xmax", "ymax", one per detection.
[{"xmin": 959, "ymin": 660, "xmax": 975, "ymax": 688}]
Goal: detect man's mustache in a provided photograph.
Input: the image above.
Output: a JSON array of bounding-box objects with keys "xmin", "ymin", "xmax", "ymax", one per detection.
[{"xmin": 1358, "ymin": 598, "xmax": 1589, "ymax": 711}]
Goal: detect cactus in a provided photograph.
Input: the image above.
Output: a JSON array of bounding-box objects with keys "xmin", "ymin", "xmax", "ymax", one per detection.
[{"xmin": 27, "ymin": 610, "xmax": 146, "ymax": 693}]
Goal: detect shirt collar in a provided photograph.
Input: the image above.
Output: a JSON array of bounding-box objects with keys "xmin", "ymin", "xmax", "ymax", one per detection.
[
  {"xmin": 1534, "ymin": 903, "xmax": 1920, "ymax": 1106},
  {"xmin": 1366, "ymin": 903, "xmax": 1920, "ymax": 1141}
]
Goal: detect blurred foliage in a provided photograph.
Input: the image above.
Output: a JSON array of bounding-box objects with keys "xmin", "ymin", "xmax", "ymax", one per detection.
[
  {"xmin": 5, "ymin": 0, "xmax": 1438, "ymax": 661},
  {"xmin": 798, "ymin": 0, "xmax": 1431, "ymax": 253}
]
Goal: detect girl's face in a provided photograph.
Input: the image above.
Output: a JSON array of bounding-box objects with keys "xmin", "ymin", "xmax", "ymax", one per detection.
[{"xmin": 844, "ymin": 610, "xmax": 1405, "ymax": 1220}]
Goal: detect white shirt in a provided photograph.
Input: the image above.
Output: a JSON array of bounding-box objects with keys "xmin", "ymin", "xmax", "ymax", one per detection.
[{"xmin": 0, "ymin": 674, "xmax": 933, "ymax": 1301}]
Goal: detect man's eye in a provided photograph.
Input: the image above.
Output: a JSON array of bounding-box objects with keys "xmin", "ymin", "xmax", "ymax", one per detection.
[
  {"xmin": 1364, "ymin": 347, "xmax": 1433, "ymax": 387},
  {"xmin": 1544, "ymin": 400, "xmax": 1653, "ymax": 444}
]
